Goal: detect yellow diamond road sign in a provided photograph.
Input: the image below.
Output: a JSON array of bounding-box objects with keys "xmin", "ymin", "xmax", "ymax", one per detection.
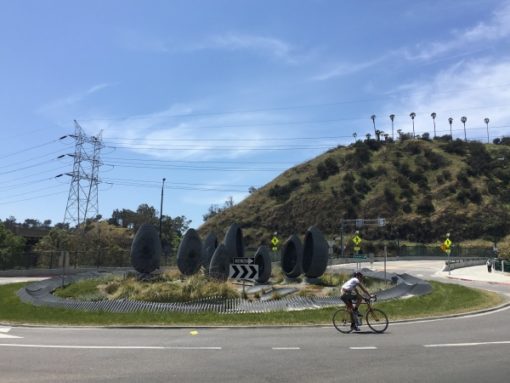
[
  {"xmin": 271, "ymin": 237, "xmax": 279, "ymax": 246},
  {"xmin": 444, "ymin": 238, "xmax": 452, "ymax": 248},
  {"xmin": 352, "ymin": 235, "xmax": 362, "ymax": 245}
]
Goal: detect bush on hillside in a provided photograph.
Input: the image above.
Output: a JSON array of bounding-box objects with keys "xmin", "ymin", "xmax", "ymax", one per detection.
[{"xmin": 316, "ymin": 157, "xmax": 339, "ymax": 180}]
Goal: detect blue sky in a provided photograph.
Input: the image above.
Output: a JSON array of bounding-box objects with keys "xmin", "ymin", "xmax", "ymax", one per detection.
[{"xmin": 2, "ymin": 0, "xmax": 510, "ymax": 228}]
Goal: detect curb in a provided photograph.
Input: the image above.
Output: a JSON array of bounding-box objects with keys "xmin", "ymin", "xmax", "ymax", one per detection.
[{"xmin": 446, "ymin": 275, "xmax": 510, "ymax": 286}]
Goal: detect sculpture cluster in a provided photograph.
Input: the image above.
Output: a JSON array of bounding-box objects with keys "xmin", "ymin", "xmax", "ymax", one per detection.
[
  {"xmin": 280, "ymin": 226, "xmax": 329, "ymax": 279},
  {"xmin": 131, "ymin": 223, "xmax": 329, "ymax": 283},
  {"xmin": 176, "ymin": 223, "xmax": 272, "ymax": 283}
]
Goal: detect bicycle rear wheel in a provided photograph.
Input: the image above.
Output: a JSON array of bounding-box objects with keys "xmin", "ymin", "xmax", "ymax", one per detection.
[
  {"xmin": 332, "ymin": 308, "xmax": 353, "ymax": 333},
  {"xmin": 366, "ymin": 308, "xmax": 389, "ymax": 333}
]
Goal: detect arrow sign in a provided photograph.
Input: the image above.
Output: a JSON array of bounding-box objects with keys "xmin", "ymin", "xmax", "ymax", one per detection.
[{"xmin": 229, "ymin": 264, "xmax": 259, "ymax": 280}]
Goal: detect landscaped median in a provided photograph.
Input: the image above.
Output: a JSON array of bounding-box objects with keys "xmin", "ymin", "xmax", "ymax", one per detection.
[{"xmin": 0, "ymin": 280, "xmax": 504, "ymax": 327}]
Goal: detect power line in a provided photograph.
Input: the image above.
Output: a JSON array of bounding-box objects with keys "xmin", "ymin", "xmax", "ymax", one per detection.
[
  {"xmin": 102, "ymin": 162, "xmax": 286, "ymax": 172},
  {"xmin": 0, "ymin": 189, "xmax": 69, "ymax": 205},
  {"xmin": 76, "ymin": 82, "xmax": 510, "ymax": 122}
]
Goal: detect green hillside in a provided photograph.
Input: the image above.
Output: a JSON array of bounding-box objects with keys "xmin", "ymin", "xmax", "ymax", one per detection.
[{"xmin": 199, "ymin": 137, "xmax": 510, "ymax": 249}]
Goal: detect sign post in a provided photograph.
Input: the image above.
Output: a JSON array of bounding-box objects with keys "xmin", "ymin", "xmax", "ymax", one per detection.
[
  {"xmin": 271, "ymin": 234, "xmax": 280, "ymax": 253},
  {"xmin": 229, "ymin": 258, "xmax": 258, "ymax": 297},
  {"xmin": 442, "ymin": 233, "xmax": 452, "ymax": 275}
]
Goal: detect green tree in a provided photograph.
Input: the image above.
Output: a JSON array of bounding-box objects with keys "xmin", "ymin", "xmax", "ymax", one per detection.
[{"xmin": 0, "ymin": 222, "xmax": 26, "ymax": 269}]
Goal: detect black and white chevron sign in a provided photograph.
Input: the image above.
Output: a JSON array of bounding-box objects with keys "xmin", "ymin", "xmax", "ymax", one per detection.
[{"xmin": 229, "ymin": 263, "xmax": 259, "ymax": 280}]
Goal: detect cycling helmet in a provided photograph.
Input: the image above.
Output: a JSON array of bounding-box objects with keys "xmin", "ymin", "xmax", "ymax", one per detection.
[{"xmin": 354, "ymin": 271, "xmax": 363, "ymax": 278}]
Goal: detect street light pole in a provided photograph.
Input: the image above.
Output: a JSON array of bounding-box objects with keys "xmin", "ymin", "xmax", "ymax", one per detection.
[{"xmin": 159, "ymin": 177, "xmax": 166, "ymax": 241}]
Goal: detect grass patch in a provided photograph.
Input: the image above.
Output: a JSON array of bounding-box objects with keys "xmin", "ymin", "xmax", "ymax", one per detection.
[
  {"xmin": 53, "ymin": 273, "xmax": 240, "ymax": 303},
  {"xmin": 0, "ymin": 280, "xmax": 504, "ymax": 326}
]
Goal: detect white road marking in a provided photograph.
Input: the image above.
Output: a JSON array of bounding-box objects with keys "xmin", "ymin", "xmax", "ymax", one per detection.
[
  {"xmin": 424, "ymin": 341, "xmax": 510, "ymax": 348},
  {"xmin": 0, "ymin": 344, "xmax": 221, "ymax": 350},
  {"xmin": 0, "ymin": 326, "xmax": 12, "ymax": 333},
  {"xmin": 349, "ymin": 346, "xmax": 377, "ymax": 350},
  {"xmin": 272, "ymin": 347, "xmax": 300, "ymax": 350},
  {"xmin": 0, "ymin": 334, "xmax": 23, "ymax": 339},
  {"xmin": 393, "ymin": 305, "xmax": 510, "ymax": 326}
]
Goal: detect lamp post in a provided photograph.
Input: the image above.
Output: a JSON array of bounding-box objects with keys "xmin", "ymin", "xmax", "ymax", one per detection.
[
  {"xmin": 461, "ymin": 116, "xmax": 467, "ymax": 142},
  {"xmin": 484, "ymin": 118, "xmax": 490, "ymax": 144},
  {"xmin": 389, "ymin": 114, "xmax": 395, "ymax": 140},
  {"xmin": 159, "ymin": 177, "xmax": 166, "ymax": 241},
  {"xmin": 431, "ymin": 112, "xmax": 437, "ymax": 139},
  {"xmin": 448, "ymin": 117, "xmax": 453, "ymax": 140},
  {"xmin": 410, "ymin": 112, "xmax": 416, "ymax": 139},
  {"xmin": 370, "ymin": 115, "xmax": 376, "ymax": 138}
]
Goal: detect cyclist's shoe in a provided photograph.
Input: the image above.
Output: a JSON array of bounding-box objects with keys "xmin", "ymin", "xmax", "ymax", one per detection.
[{"xmin": 351, "ymin": 324, "xmax": 360, "ymax": 332}]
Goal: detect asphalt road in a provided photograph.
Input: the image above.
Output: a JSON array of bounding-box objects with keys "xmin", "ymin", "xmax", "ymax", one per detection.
[
  {"xmin": 1, "ymin": 308, "xmax": 510, "ymax": 383},
  {"xmin": 1, "ymin": 261, "xmax": 510, "ymax": 382}
]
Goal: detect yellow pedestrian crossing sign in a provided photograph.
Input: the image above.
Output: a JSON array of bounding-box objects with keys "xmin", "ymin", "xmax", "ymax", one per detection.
[{"xmin": 271, "ymin": 236, "xmax": 280, "ymax": 252}]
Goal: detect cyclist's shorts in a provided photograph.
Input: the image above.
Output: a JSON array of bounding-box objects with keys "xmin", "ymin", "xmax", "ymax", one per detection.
[{"xmin": 340, "ymin": 291, "xmax": 357, "ymax": 305}]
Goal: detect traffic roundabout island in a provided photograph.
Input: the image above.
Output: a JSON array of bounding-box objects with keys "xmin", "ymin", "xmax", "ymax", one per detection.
[{"xmin": 17, "ymin": 268, "xmax": 431, "ymax": 314}]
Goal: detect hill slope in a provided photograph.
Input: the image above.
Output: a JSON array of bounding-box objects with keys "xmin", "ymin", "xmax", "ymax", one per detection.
[{"xmin": 199, "ymin": 137, "xmax": 510, "ymax": 247}]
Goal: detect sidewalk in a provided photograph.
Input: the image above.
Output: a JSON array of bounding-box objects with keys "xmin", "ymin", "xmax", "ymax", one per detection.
[
  {"xmin": 0, "ymin": 277, "xmax": 50, "ymax": 285},
  {"xmin": 439, "ymin": 264, "xmax": 510, "ymax": 285},
  {"xmin": 334, "ymin": 260, "xmax": 510, "ymax": 286}
]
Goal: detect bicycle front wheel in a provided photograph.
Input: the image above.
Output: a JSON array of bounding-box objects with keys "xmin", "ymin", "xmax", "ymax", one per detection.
[
  {"xmin": 332, "ymin": 308, "xmax": 353, "ymax": 334},
  {"xmin": 366, "ymin": 308, "xmax": 389, "ymax": 333}
]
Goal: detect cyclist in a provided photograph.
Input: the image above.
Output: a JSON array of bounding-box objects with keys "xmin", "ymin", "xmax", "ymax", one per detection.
[{"xmin": 340, "ymin": 271, "xmax": 373, "ymax": 331}]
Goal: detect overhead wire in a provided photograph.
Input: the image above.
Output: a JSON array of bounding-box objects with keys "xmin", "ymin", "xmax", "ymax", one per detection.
[{"xmin": 76, "ymin": 82, "xmax": 510, "ymax": 122}]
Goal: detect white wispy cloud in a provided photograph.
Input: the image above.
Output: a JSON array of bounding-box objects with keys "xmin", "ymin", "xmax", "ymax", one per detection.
[
  {"xmin": 195, "ymin": 32, "xmax": 301, "ymax": 64},
  {"xmin": 91, "ymin": 104, "xmax": 300, "ymax": 161},
  {"xmin": 37, "ymin": 83, "xmax": 113, "ymax": 115},
  {"xmin": 311, "ymin": 55, "xmax": 389, "ymax": 81},
  {"xmin": 383, "ymin": 57, "xmax": 510, "ymax": 140},
  {"xmin": 312, "ymin": 1, "xmax": 510, "ymax": 81},
  {"xmin": 404, "ymin": 1, "xmax": 510, "ymax": 61}
]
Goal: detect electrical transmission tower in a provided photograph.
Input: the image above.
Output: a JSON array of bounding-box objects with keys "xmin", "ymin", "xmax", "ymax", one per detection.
[{"xmin": 63, "ymin": 120, "xmax": 103, "ymax": 228}]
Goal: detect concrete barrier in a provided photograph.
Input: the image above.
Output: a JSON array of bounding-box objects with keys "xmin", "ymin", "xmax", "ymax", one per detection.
[{"xmin": 443, "ymin": 258, "xmax": 487, "ymax": 271}]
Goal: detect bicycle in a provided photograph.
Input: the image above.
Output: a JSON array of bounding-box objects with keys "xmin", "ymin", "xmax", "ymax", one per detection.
[{"xmin": 332, "ymin": 295, "xmax": 389, "ymax": 334}]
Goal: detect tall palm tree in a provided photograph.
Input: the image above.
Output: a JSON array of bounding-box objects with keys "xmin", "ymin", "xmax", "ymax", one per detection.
[
  {"xmin": 461, "ymin": 116, "xmax": 467, "ymax": 142},
  {"xmin": 371, "ymin": 115, "xmax": 376, "ymax": 137},
  {"xmin": 431, "ymin": 112, "xmax": 437, "ymax": 138},
  {"xmin": 353, "ymin": 132, "xmax": 357, "ymax": 142},
  {"xmin": 389, "ymin": 114, "xmax": 395, "ymax": 140},
  {"xmin": 448, "ymin": 117, "xmax": 453, "ymax": 140},
  {"xmin": 410, "ymin": 112, "xmax": 416, "ymax": 139},
  {"xmin": 484, "ymin": 118, "xmax": 490, "ymax": 143}
]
